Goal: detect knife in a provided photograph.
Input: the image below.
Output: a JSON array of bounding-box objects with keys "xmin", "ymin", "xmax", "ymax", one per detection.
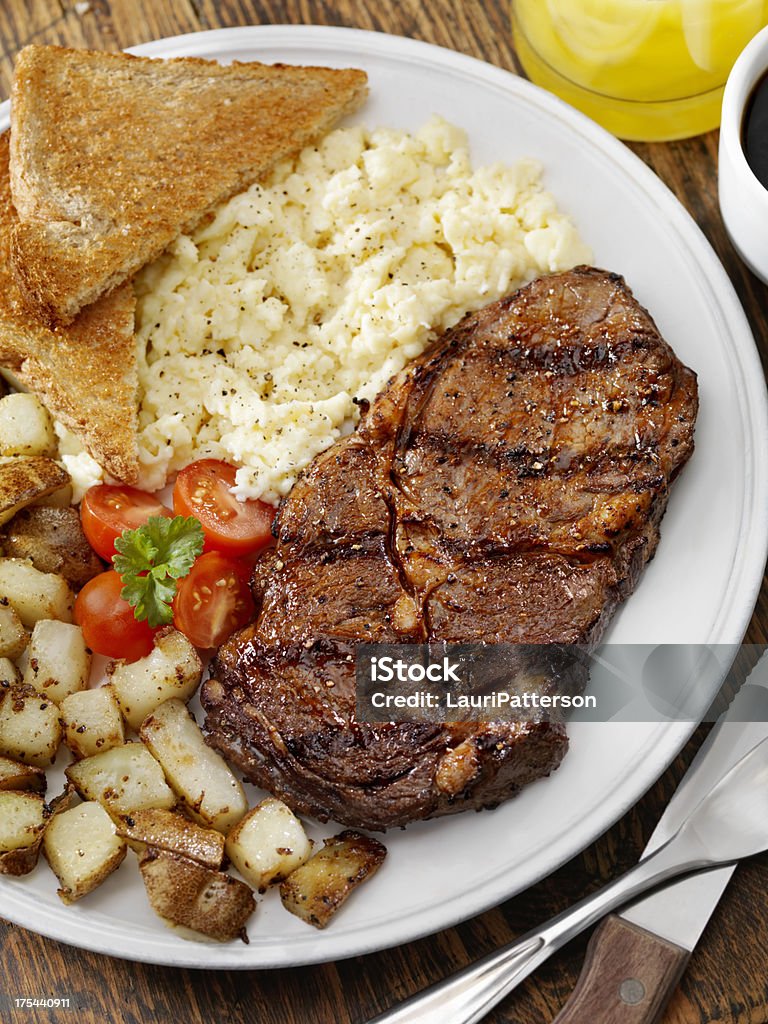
[{"xmin": 551, "ymin": 650, "xmax": 768, "ymax": 1024}]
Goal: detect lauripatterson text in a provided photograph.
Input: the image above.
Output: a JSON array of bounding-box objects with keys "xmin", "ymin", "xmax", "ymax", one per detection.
[{"xmin": 369, "ymin": 691, "xmax": 597, "ymax": 710}]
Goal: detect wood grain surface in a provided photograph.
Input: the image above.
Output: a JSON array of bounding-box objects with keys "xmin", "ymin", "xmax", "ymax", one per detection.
[
  {"xmin": 550, "ymin": 915, "xmax": 691, "ymax": 1024},
  {"xmin": 0, "ymin": 1, "xmax": 767, "ymax": 1023}
]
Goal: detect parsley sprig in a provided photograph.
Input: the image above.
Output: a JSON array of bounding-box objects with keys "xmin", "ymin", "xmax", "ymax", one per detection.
[{"xmin": 113, "ymin": 516, "xmax": 205, "ymax": 627}]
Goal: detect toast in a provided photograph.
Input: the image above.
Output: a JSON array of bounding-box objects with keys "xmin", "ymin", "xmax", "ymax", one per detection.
[
  {"xmin": 0, "ymin": 132, "xmax": 139, "ymax": 483},
  {"xmin": 9, "ymin": 45, "xmax": 368, "ymax": 324}
]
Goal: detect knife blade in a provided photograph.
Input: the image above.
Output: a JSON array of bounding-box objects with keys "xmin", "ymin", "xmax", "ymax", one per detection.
[{"xmin": 552, "ymin": 649, "xmax": 768, "ymax": 1024}]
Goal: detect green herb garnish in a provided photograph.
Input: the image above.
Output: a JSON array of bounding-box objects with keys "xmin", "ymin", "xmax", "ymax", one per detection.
[{"xmin": 113, "ymin": 515, "xmax": 205, "ymax": 627}]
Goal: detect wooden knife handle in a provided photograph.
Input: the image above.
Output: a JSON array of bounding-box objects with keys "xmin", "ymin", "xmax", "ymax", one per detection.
[{"xmin": 551, "ymin": 915, "xmax": 690, "ymax": 1024}]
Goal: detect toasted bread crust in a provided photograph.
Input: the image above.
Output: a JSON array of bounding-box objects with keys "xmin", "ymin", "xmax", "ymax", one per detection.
[
  {"xmin": 9, "ymin": 45, "xmax": 368, "ymax": 324},
  {"xmin": 0, "ymin": 132, "xmax": 139, "ymax": 483}
]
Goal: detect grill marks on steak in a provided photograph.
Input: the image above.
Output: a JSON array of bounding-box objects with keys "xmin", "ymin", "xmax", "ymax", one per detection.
[
  {"xmin": 382, "ymin": 276, "xmax": 689, "ymax": 562},
  {"xmin": 202, "ymin": 267, "xmax": 698, "ymax": 829}
]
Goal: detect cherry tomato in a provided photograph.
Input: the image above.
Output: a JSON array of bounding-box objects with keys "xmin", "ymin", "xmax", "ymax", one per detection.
[
  {"xmin": 173, "ymin": 459, "xmax": 275, "ymax": 557},
  {"xmin": 74, "ymin": 570, "xmax": 157, "ymax": 661},
  {"xmin": 81, "ymin": 484, "xmax": 173, "ymax": 561},
  {"xmin": 172, "ymin": 551, "xmax": 255, "ymax": 649}
]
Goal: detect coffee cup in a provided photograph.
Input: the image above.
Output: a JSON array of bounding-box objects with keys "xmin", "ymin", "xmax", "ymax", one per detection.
[{"xmin": 719, "ymin": 24, "xmax": 768, "ymax": 283}]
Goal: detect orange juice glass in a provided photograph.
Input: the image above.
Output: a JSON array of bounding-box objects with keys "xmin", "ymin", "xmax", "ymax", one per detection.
[{"xmin": 511, "ymin": 0, "xmax": 768, "ymax": 140}]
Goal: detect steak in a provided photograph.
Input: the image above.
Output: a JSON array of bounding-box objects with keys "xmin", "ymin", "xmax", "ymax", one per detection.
[{"xmin": 201, "ymin": 267, "xmax": 698, "ymax": 830}]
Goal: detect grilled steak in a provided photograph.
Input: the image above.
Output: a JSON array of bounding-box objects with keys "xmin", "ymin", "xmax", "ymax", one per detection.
[{"xmin": 202, "ymin": 267, "xmax": 698, "ymax": 830}]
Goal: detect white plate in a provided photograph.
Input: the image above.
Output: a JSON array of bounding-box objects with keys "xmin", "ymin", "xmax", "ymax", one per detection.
[{"xmin": 1, "ymin": 25, "xmax": 766, "ymax": 969}]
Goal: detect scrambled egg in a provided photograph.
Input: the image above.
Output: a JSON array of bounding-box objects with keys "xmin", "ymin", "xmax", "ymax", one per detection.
[{"xmin": 63, "ymin": 117, "xmax": 591, "ymax": 503}]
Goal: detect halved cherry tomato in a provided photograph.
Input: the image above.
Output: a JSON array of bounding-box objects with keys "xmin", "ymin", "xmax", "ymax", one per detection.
[
  {"xmin": 172, "ymin": 551, "xmax": 255, "ymax": 649},
  {"xmin": 81, "ymin": 484, "xmax": 173, "ymax": 561},
  {"xmin": 173, "ymin": 459, "xmax": 275, "ymax": 557},
  {"xmin": 74, "ymin": 570, "xmax": 158, "ymax": 661}
]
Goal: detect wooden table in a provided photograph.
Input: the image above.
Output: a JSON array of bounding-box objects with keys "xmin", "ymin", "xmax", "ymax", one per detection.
[{"xmin": 1, "ymin": 2, "xmax": 767, "ymax": 1022}]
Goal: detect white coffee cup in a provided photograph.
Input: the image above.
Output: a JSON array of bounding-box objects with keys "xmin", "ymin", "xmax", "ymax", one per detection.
[{"xmin": 719, "ymin": 24, "xmax": 768, "ymax": 283}]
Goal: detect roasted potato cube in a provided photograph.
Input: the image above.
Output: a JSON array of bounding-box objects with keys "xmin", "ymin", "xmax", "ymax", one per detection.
[
  {"xmin": 108, "ymin": 629, "xmax": 202, "ymax": 731},
  {"xmin": 226, "ymin": 798, "xmax": 312, "ymax": 891},
  {"xmin": 139, "ymin": 699, "xmax": 247, "ymax": 833},
  {"xmin": 0, "ymin": 754, "xmax": 46, "ymax": 792},
  {"xmin": 0, "ymin": 394, "xmax": 57, "ymax": 457},
  {"xmin": 0, "ymin": 597, "xmax": 27, "ymax": 660},
  {"xmin": 43, "ymin": 801, "xmax": 126, "ymax": 903},
  {"xmin": 139, "ymin": 847, "xmax": 255, "ymax": 942},
  {"xmin": 0, "ymin": 559, "xmax": 74, "ymax": 626},
  {"xmin": 0, "ymin": 457, "xmax": 70, "ymax": 528},
  {"xmin": 60, "ymin": 685, "xmax": 125, "ymax": 759},
  {"xmin": 114, "ymin": 808, "xmax": 225, "ymax": 868},
  {"xmin": 47, "ymin": 785, "xmax": 80, "ymax": 817},
  {"xmin": 0, "ymin": 506, "xmax": 104, "ymax": 589},
  {"xmin": 31, "ymin": 481, "xmax": 74, "ymax": 509},
  {"xmin": 66, "ymin": 741, "xmax": 175, "ymax": 814},
  {"xmin": 280, "ymin": 831, "xmax": 387, "ymax": 929},
  {"xmin": 23, "ymin": 619, "xmax": 91, "ymax": 704},
  {"xmin": 0, "ymin": 685, "xmax": 62, "ymax": 767},
  {"xmin": 0, "ymin": 656, "xmax": 21, "ymax": 686},
  {"xmin": 0, "ymin": 789, "xmax": 49, "ymax": 875}
]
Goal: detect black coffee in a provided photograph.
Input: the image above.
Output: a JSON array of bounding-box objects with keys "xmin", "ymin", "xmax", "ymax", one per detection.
[{"xmin": 743, "ymin": 70, "xmax": 768, "ymax": 190}]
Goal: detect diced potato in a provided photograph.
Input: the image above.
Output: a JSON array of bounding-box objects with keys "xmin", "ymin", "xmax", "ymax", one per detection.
[
  {"xmin": 0, "ymin": 754, "xmax": 46, "ymax": 793},
  {"xmin": 0, "ymin": 790, "xmax": 49, "ymax": 875},
  {"xmin": 0, "ymin": 657, "xmax": 21, "ymax": 685},
  {"xmin": 60, "ymin": 685, "xmax": 125, "ymax": 759},
  {"xmin": 47, "ymin": 785, "xmax": 80, "ymax": 817},
  {"xmin": 0, "ymin": 559, "xmax": 74, "ymax": 626},
  {"xmin": 66, "ymin": 742, "xmax": 175, "ymax": 815},
  {"xmin": 0, "ymin": 791, "xmax": 48, "ymax": 850},
  {"xmin": 23, "ymin": 619, "xmax": 91, "ymax": 704},
  {"xmin": 114, "ymin": 808, "xmax": 225, "ymax": 869},
  {"xmin": 0, "ymin": 506, "xmax": 103, "ymax": 588},
  {"xmin": 226, "ymin": 798, "xmax": 312, "ymax": 892},
  {"xmin": 0, "ymin": 394, "xmax": 56, "ymax": 457},
  {"xmin": 139, "ymin": 847, "xmax": 255, "ymax": 942},
  {"xmin": 0, "ymin": 457, "xmax": 71, "ymax": 528},
  {"xmin": 0, "ymin": 685, "xmax": 62, "ymax": 767},
  {"xmin": 139, "ymin": 699, "xmax": 247, "ymax": 833},
  {"xmin": 31, "ymin": 481, "xmax": 73, "ymax": 509},
  {"xmin": 279, "ymin": 831, "xmax": 387, "ymax": 929},
  {"xmin": 0, "ymin": 597, "xmax": 28, "ymax": 660},
  {"xmin": 43, "ymin": 801, "xmax": 126, "ymax": 903},
  {"xmin": 108, "ymin": 629, "xmax": 203, "ymax": 731}
]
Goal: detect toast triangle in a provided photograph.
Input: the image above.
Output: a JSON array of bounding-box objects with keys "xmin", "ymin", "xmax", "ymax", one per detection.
[
  {"xmin": 9, "ymin": 45, "xmax": 368, "ymax": 324},
  {"xmin": 0, "ymin": 131, "xmax": 139, "ymax": 483}
]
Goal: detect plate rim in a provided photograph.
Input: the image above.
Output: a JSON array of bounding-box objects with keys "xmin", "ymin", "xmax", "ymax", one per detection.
[{"xmin": 0, "ymin": 23, "xmax": 766, "ymax": 970}]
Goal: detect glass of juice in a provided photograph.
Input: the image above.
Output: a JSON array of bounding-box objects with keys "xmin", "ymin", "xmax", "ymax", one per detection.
[{"xmin": 511, "ymin": 0, "xmax": 768, "ymax": 140}]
